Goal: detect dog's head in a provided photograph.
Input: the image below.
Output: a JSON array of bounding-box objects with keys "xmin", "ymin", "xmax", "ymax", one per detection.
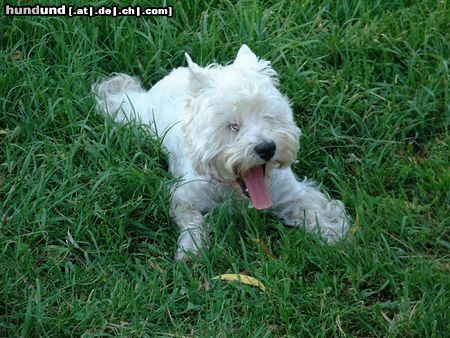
[{"xmin": 182, "ymin": 45, "xmax": 301, "ymax": 209}]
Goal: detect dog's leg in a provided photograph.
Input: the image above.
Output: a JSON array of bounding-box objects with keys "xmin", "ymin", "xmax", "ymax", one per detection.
[
  {"xmin": 269, "ymin": 167, "xmax": 349, "ymax": 243},
  {"xmin": 171, "ymin": 197, "xmax": 208, "ymax": 261}
]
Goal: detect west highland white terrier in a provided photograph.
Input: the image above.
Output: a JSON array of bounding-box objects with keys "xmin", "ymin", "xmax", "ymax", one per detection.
[{"xmin": 93, "ymin": 44, "xmax": 349, "ymax": 261}]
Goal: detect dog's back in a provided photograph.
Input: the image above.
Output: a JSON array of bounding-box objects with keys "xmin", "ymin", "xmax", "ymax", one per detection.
[{"xmin": 92, "ymin": 69, "xmax": 193, "ymax": 167}]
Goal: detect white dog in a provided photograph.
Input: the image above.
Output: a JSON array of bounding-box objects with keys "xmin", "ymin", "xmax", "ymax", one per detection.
[{"xmin": 93, "ymin": 45, "xmax": 349, "ymax": 261}]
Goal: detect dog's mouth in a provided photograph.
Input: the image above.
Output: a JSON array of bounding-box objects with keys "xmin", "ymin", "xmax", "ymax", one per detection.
[{"xmin": 237, "ymin": 164, "xmax": 272, "ymax": 210}]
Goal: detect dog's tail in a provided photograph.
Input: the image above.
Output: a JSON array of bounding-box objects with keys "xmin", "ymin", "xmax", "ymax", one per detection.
[{"xmin": 92, "ymin": 73, "xmax": 148, "ymax": 123}]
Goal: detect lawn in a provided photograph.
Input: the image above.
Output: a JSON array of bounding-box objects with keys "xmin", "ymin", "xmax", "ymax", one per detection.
[{"xmin": 1, "ymin": 0, "xmax": 449, "ymax": 336}]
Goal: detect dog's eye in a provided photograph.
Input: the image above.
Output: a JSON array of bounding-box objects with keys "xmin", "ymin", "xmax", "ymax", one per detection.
[{"xmin": 229, "ymin": 123, "xmax": 240, "ymax": 132}]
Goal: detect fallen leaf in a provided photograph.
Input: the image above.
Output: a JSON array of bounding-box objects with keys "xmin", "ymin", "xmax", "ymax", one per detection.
[
  {"xmin": 381, "ymin": 311, "xmax": 393, "ymax": 323},
  {"xmin": 266, "ymin": 324, "xmax": 280, "ymax": 333},
  {"xmin": 149, "ymin": 260, "xmax": 165, "ymax": 273},
  {"xmin": 212, "ymin": 273, "xmax": 266, "ymax": 291},
  {"xmin": 348, "ymin": 214, "xmax": 359, "ymax": 236},
  {"xmin": 251, "ymin": 238, "xmax": 277, "ymax": 259},
  {"xmin": 11, "ymin": 51, "xmax": 22, "ymax": 61},
  {"xmin": 409, "ymin": 302, "xmax": 419, "ymax": 320}
]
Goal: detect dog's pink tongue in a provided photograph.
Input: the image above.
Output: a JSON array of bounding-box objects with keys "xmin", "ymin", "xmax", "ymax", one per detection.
[{"xmin": 243, "ymin": 166, "xmax": 272, "ymax": 210}]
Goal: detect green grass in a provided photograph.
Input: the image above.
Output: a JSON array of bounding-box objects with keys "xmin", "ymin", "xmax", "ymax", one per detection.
[{"xmin": 1, "ymin": 0, "xmax": 449, "ymax": 336}]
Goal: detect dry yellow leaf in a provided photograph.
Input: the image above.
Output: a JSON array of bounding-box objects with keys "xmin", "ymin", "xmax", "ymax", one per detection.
[
  {"xmin": 251, "ymin": 238, "xmax": 277, "ymax": 259},
  {"xmin": 212, "ymin": 274, "xmax": 266, "ymax": 291}
]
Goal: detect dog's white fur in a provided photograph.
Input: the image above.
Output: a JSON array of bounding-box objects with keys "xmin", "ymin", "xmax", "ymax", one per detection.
[{"xmin": 93, "ymin": 45, "xmax": 349, "ymax": 261}]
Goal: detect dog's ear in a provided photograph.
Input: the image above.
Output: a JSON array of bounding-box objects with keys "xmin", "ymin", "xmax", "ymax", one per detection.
[
  {"xmin": 185, "ymin": 53, "xmax": 208, "ymax": 93},
  {"xmin": 234, "ymin": 44, "xmax": 258, "ymax": 66},
  {"xmin": 234, "ymin": 45, "xmax": 278, "ymax": 81},
  {"xmin": 185, "ymin": 53, "xmax": 202, "ymax": 72}
]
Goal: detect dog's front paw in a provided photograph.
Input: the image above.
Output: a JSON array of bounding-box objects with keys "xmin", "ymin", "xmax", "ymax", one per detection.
[
  {"xmin": 313, "ymin": 199, "xmax": 350, "ymax": 243},
  {"xmin": 281, "ymin": 199, "xmax": 350, "ymax": 244},
  {"xmin": 174, "ymin": 227, "xmax": 208, "ymax": 262},
  {"xmin": 175, "ymin": 245, "xmax": 201, "ymax": 262}
]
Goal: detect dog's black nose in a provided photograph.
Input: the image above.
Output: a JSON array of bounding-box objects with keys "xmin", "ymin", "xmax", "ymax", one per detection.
[{"xmin": 254, "ymin": 141, "xmax": 276, "ymax": 161}]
